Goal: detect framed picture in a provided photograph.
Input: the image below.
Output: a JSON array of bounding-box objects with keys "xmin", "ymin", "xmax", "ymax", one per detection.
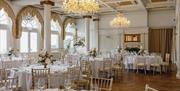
[{"xmin": 124, "ymin": 34, "xmax": 141, "ymax": 42}]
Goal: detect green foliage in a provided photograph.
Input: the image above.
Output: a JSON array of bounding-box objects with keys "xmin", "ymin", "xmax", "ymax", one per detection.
[
  {"xmin": 125, "ymin": 47, "xmax": 140, "ymax": 53},
  {"xmin": 73, "ymin": 37, "xmax": 85, "ymax": 47}
]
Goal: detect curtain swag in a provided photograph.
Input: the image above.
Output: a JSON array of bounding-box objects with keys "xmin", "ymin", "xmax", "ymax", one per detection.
[
  {"xmin": 0, "ymin": 0, "xmax": 16, "ymax": 39},
  {"xmin": 62, "ymin": 18, "xmax": 76, "ymax": 40},
  {"xmin": 16, "ymin": 5, "xmax": 44, "ymax": 39}
]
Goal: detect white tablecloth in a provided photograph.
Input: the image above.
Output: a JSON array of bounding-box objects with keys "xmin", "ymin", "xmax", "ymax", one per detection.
[
  {"xmin": 89, "ymin": 57, "xmax": 114, "ymax": 77},
  {"xmin": 0, "ymin": 57, "xmax": 28, "ymax": 69},
  {"xmin": 124, "ymin": 55, "xmax": 163, "ymax": 70},
  {"xmin": 16, "ymin": 64, "xmax": 71, "ymax": 91}
]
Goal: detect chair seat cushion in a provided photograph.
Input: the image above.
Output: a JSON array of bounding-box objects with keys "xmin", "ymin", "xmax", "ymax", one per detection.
[
  {"xmin": 150, "ymin": 64, "xmax": 160, "ymax": 67},
  {"xmin": 161, "ymin": 62, "xmax": 169, "ymax": 66},
  {"xmin": 137, "ymin": 63, "xmax": 146, "ymax": 66}
]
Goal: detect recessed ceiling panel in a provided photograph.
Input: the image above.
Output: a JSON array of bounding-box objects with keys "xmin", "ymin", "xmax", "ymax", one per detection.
[{"xmin": 151, "ymin": 0, "xmax": 167, "ymax": 3}]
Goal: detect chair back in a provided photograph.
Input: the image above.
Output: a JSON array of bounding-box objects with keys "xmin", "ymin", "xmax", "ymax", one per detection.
[
  {"xmin": 80, "ymin": 61, "xmax": 91, "ymax": 75},
  {"xmin": 67, "ymin": 66, "xmax": 80, "ymax": 80},
  {"xmin": 103, "ymin": 58, "xmax": 112, "ymax": 70},
  {"xmin": 48, "ymin": 73, "xmax": 66, "ymax": 89},
  {"xmin": 31, "ymin": 68, "xmax": 50, "ymax": 89},
  {"xmin": 0, "ymin": 68, "xmax": 7, "ymax": 80},
  {"xmin": 165, "ymin": 53, "xmax": 170, "ymax": 63},
  {"xmin": 136, "ymin": 56, "xmax": 146, "ymax": 64},
  {"xmin": 91, "ymin": 77, "xmax": 113, "ymax": 91},
  {"xmin": 1, "ymin": 77, "xmax": 19, "ymax": 90},
  {"xmin": 145, "ymin": 84, "xmax": 158, "ymax": 91},
  {"xmin": 116, "ymin": 54, "xmax": 122, "ymax": 64}
]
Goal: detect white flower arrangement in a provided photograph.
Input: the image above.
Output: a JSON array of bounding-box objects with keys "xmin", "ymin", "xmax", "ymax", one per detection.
[{"xmin": 38, "ymin": 50, "xmax": 54, "ymax": 64}]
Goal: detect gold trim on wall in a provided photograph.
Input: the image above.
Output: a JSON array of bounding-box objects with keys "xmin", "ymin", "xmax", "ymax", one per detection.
[
  {"xmin": 51, "ymin": 12, "xmax": 63, "ymax": 36},
  {"xmin": 62, "ymin": 18, "xmax": 76, "ymax": 40},
  {"xmin": 0, "ymin": 0, "xmax": 16, "ymax": 38},
  {"xmin": 124, "ymin": 34, "xmax": 141, "ymax": 42},
  {"xmin": 16, "ymin": 5, "xmax": 44, "ymax": 39}
]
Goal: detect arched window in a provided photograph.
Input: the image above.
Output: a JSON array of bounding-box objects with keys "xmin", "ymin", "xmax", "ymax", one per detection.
[
  {"xmin": 64, "ymin": 23, "xmax": 76, "ymax": 53},
  {"xmin": 20, "ymin": 13, "xmax": 40, "ymax": 53},
  {"xmin": 0, "ymin": 8, "xmax": 12, "ymax": 54},
  {"xmin": 51, "ymin": 20, "xmax": 60, "ymax": 52}
]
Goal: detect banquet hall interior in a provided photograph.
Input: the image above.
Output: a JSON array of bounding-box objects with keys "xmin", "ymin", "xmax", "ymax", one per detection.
[{"xmin": 0, "ymin": 0, "xmax": 180, "ymax": 91}]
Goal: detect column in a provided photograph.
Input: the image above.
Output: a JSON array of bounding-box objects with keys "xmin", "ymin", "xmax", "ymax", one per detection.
[
  {"xmin": 83, "ymin": 16, "xmax": 91, "ymax": 51},
  {"xmin": 120, "ymin": 30, "xmax": 125, "ymax": 49},
  {"xmin": 176, "ymin": 0, "xmax": 180, "ymax": 79},
  {"xmin": 93, "ymin": 18, "xmax": 100, "ymax": 51},
  {"xmin": 40, "ymin": 0, "xmax": 54, "ymax": 52},
  {"xmin": 59, "ymin": 31, "xmax": 64, "ymax": 58}
]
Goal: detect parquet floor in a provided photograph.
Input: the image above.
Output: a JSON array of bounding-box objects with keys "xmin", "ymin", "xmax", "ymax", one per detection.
[{"xmin": 112, "ymin": 70, "xmax": 180, "ymax": 91}]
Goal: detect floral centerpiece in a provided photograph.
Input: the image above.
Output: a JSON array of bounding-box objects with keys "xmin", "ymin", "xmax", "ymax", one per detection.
[
  {"xmin": 38, "ymin": 50, "xmax": 54, "ymax": 68},
  {"xmin": 89, "ymin": 48, "xmax": 97, "ymax": 58},
  {"xmin": 7, "ymin": 48, "xmax": 16, "ymax": 58},
  {"xmin": 73, "ymin": 38, "xmax": 85, "ymax": 47}
]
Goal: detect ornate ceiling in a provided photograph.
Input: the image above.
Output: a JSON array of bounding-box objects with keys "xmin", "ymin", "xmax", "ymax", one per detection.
[{"xmin": 9, "ymin": 0, "xmax": 175, "ymax": 16}]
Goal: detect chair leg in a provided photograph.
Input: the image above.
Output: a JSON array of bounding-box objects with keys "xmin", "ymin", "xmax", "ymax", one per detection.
[
  {"xmin": 136, "ymin": 66, "xmax": 139, "ymax": 73},
  {"xmin": 144, "ymin": 66, "xmax": 146, "ymax": 75},
  {"xmin": 153, "ymin": 67, "xmax": 155, "ymax": 75},
  {"xmin": 159, "ymin": 66, "xmax": 161, "ymax": 74}
]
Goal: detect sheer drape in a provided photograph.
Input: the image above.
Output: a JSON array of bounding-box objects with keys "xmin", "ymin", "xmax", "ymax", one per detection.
[
  {"xmin": 149, "ymin": 28, "xmax": 173, "ymax": 61},
  {"xmin": 62, "ymin": 18, "xmax": 76, "ymax": 40}
]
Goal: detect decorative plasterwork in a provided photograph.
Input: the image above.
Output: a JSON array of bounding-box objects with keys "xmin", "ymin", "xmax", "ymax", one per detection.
[
  {"xmin": 0, "ymin": 0, "xmax": 16, "ymax": 38},
  {"xmin": 62, "ymin": 17, "xmax": 76, "ymax": 40},
  {"xmin": 16, "ymin": 5, "xmax": 44, "ymax": 39}
]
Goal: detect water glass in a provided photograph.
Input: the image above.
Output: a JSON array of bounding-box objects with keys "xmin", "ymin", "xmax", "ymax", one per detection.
[
  {"xmin": 38, "ymin": 78, "xmax": 46, "ymax": 91},
  {"xmin": 64, "ymin": 79, "xmax": 72, "ymax": 90}
]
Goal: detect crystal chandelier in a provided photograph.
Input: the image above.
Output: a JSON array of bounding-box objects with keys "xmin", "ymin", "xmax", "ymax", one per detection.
[
  {"xmin": 63, "ymin": 0, "xmax": 100, "ymax": 14},
  {"xmin": 110, "ymin": 14, "xmax": 130, "ymax": 28}
]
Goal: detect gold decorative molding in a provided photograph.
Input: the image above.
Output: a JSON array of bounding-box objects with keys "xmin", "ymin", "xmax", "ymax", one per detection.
[
  {"xmin": 16, "ymin": 5, "xmax": 44, "ymax": 39},
  {"xmin": 0, "ymin": 0, "xmax": 16, "ymax": 38},
  {"xmin": 83, "ymin": 15, "xmax": 92, "ymax": 19},
  {"xmin": 40, "ymin": 0, "xmax": 55, "ymax": 6},
  {"xmin": 62, "ymin": 18, "xmax": 76, "ymax": 40},
  {"xmin": 51, "ymin": 12, "xmax": 63, "ymax": 33},
  {"xmin": 93, "ymin": 18, "xmax": 100, "ymax": 21}
]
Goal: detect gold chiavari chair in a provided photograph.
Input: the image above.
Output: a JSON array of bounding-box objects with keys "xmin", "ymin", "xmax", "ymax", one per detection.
[
  {"xmin": 150, "ymin": 58, "xmax": 162, "ymax": 75},
  {"xmin": 0, "ymin": 68, "xmax": 7, "ymax": 80},
  {"xmin": 145, "ymin": 84, "xmax": 158, "ymax": 91},
  {"xmin": 68, "ymin": 66, "xmax": 89, "ymax": 90},
  {"xmin": 161, "ymin": 53, "xmax": 170, "ymax": 72},
  {"xmin": 5, "ymin": 77, "xmax": 19, "ymax": 91},
  {"xmin": 99, "ymin": 58, "xmax": 112, "ymax": 78},
  {"xmin": 48, "ymin": 73, "xmax": 66, "ymax": 89},
  {"xmin": 67, "ymin": 66, "xmax": 80, "ymax": 80},
  {"xmin": 31, "ymin": 68, "xmax": 50, "ymax": 89},
  {"xmin": 112, "ymin": 62, "xmax": 123, "ymax": 79},
  {"xmin": 80, "ymin": 61, "xmax": 92, "ymax": 79},
  {"xmin": 90, "ymin": 77, "xmax": 113, "ymax": 91},
  {"xmin": 136, "ymin": 56, "xmax": 147, "ymax": 75}
]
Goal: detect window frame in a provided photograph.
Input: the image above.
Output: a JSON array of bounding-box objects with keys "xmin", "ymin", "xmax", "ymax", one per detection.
[
  {"xmin": 20, "ymin": 15, "xmax": 40, "ymax": 53},
  {"xmin": 0, "ymin": 9, "xmax": 12, "ymax": 54},
  {"xmin": 51, "ymin": 20, "xmax": 60, "ymax": 52}
]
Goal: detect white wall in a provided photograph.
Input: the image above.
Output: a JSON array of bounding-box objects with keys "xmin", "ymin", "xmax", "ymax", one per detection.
[
  {"xmin": 98, "ymin": 11, "xmax": 148, "ymax": 52},
  {"xmin": 76, "ymin": 9, "xmax": 176, "ymax": 52},
  {"xmin": 148, "ymin": 9, "xmax": 175, "ymax": 28}
]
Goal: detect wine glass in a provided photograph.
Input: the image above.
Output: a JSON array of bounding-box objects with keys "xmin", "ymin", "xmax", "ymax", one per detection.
[
  {"xmin": 38, "ymin": 78, "xmax": 46, "ymax": 91},
  {"xmin": 64, "ymin": 79, "xmax": 72, "ymax": 90}
]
